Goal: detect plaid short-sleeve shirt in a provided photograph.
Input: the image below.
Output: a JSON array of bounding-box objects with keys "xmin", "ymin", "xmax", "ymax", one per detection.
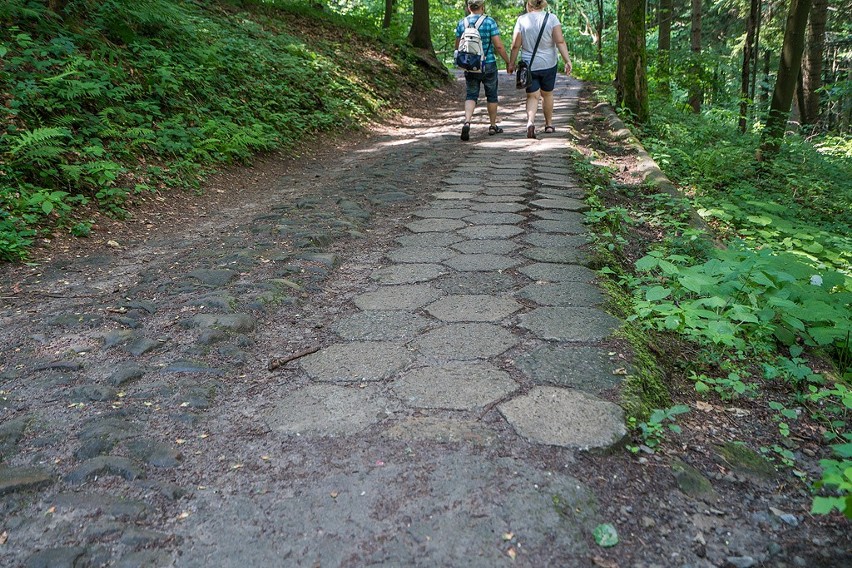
[{"xmin": 456, "ymin": 15, "xmax": 500, "ymax": 65}]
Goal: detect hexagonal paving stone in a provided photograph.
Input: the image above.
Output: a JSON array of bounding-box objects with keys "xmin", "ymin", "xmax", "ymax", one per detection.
[
  {"xmin": 413, "ymin": 323, "xmax": 518, "ymax": 361},
  {"xmin": 396, "ymin": 233, "xmax": 465, "ymax": 248},
  {"xmin": 451, "ymin": 240, "xmax": 521, "ymax": 255},
  {"xmin": 386, "ymin": 246, "xmax": 457, "ymax": 264},
  {"xmin": 265, "ymin": 383, "xmax": 399, "ymax": 437},
  {"xmin": 443, "ymin": 254, "xmax": 521, "ymax": 272},
  {"xmin": 523, "ymin": 233, "xmax": 590, "ymax": 249},
  {"xmin": 354, "ymin": 284, "xmax": 444, "ymax": 311},
  {"xmin": 412, "ymin": 208, "xmax": 471, "ymax": 219},
  {"xmin": 513, "ymin": 344, "xmax": 627, "ymax": 392},
  {"xmin": 530, "ymin": 198, "xmax": 589, "ymax": 212},
  {"xmin": 300, "ymin": 342, "xmax": 414, "ymax": 382},
  {"xmin": 470, "ymin": 202, "xmax": 527, "ymax": 213},
  {"xmin": 517, "ymin": 282, "xmax": 604, "ymax": 307},
  {"xmin": 391, "ymin": 362, "xmax": 519, "ymax": 410},
  {"xmin": 426, "ymin": 295, "xmax": 520, "ymax": 322},
  {"xmin": 370, "ymin": 263, "xmax": 447, "ymax": 285},
  {"xmin": 434, "ymin": 272, "xmax": 518, "ymax": 295},
  {"xmin": 433, "ymin": 191, "xmax": 477, "ymax": 200},
  {"xmin": 529, "ymin": 219, "xmax": 588, "ymax": 234},
  {"xmin": 498, "ymin": 386, "xmax": 626, "ymax": 450},
  {"xmin": 457, "ymin": 225, "xmax": 524, "ymax": 240},
  {"xmin": 483, "ymin": 187, "xmax": 530, "ymax": 196},
  {"xmin": 463, "ymin": 213, "xmax": 525, "ymax": 225},
  {"xmin": 382, "ymin": 417, "xmax": 498, "ymax": 446},
  {"xmin": 472, "ymin": 195, "xmax": 525, "ymax": 203},
  {"xmin": 537, "ymin": 188, "xmax": 586, "ymax": 199},
  {"xmin": 518, "ymin": 307, "xmax": 621, "ymax": 341},
  {"xmin": 332, "ymin": 311, "xmax": 433, "ymax": 341},
  {"xmin": 519, "ymin": 263, "xmax": 597, "ymax": 283},
  {"xmin": 521, "ymin": 247, "xmax": 589, "ymax": 265},
  {"xmin": 405, "ymin": 219, "xmax": 467, "ymax": 233}
]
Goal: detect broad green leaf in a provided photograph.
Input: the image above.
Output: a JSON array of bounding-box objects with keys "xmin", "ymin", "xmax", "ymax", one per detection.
[
  {"xmin": 678, "ymin": 273, "xmax": 716, "ymax": 294},
  {"xmin": 832, "ymin": 443, "xmax": 852, "ymax": 459},
  {"xmin": 811, "ymin": 496, "xmax": 846, "ymax": 515},
  {"xmin": 645, "ymin": 286, "xmax": 672, "ymax": 302},
  {"xmin": 41, "ymin": 201, "xmax": 54, "ymax": 215},
  {"xmin": 809, "ymin": 327, "xmax": 843, "ymax": 345},
  {"xmin": 634, "ymin": 255, "xmax": 658, "ymax": 271},
  {"xmin": 747, "ymin": 214, "xmax": 773, "ymax": 226}
]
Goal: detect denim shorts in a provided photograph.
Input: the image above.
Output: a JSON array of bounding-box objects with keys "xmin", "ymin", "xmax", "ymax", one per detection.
[
  {"xmin": 527, "ymin": 64, "xmax": 557, "ymax": 93},
  {"xmin": 465, "ymin": 62, "xmax": 499, "ymax": 103}
]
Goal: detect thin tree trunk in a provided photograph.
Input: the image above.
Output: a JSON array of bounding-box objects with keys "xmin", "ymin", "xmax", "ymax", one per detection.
[
  {"xmin": 596, "ymin": 0, "xmax": 605, "ymax": 65},
  {"xmin": 801, "ymin": 0, "xmax": 828, "ymax": 125},
  {"xmin": 757, "ymin": 0, "xmax": 813, "ymax": 160},
  {"xmin": 383, "ymin": 0, "xmax": 395, "ymax": 29},
  {"xmin": 688, "ymin": 0, "xmax": 703, "ymax": 113},
  {"xmin": 739, "ymin": 0, "xmax": 760, "ymax": 132},
  {"xmin": 616, "ymin": 0, "xmax": 650, "ymax": 123},
  {"xmin": 658, "ymin": 0, "xmax": 672, "ymax": 95},
  {"xmin": 750, "ymin": 0, "xmax": 762, "ymax": 105}
]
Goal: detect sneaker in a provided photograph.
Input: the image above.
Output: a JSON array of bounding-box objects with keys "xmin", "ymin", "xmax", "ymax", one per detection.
[
  {"xmin": 526, "ymin": 125, "xmax": 536, "ymax": 139},
  {"xmin": 461, "ymin": 122, "xmax": 471, "ymax": 141}
]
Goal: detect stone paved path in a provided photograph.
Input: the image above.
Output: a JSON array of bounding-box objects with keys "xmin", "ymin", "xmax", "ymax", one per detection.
[{"xmin": 1, "ymin": 74, "xmax": 631, "ymax": 566}]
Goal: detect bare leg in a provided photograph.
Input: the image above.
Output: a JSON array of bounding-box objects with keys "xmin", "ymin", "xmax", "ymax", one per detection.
[
  {"xmin": 526, "ymin": 90, "xmax": 540, "ymax": 126},
  {"xmin": 487, "ymin": 102, "xmax": 498, "ymax": 126},
  {"xmin": 542, "ymin": 90, "xmax": 554, "ymax": 127},
  {"xmin": 464, "ymin": 100, "xmax": 476, "ymax": 123}
]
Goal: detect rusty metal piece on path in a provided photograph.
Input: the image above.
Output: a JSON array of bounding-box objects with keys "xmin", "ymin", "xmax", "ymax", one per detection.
[{"xmin": 268, "ymin": 345, "xmax": 320, "ymax": 371}]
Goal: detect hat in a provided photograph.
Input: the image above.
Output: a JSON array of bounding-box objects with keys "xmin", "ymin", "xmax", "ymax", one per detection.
[{"xmin": 467, "ymin": 0, "xmax": 484, "ymax": 7}]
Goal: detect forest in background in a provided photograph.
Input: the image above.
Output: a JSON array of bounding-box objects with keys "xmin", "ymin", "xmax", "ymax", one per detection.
[{"xmin": 1, "ymin": 0, "xmax": 850, "ymax": 519}]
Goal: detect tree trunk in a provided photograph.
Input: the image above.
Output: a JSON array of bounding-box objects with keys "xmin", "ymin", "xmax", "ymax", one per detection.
[
  {"xmin": 596, "ymin": 0, "xmax": 605, "ymax": 65},
  {"xmin": 801, "ymin": 0, "xmax": 828, "ymax": 125},
  {"xmin": 407, "ymin": 0, "xmax": 434, "ymax": 52},
  {"xmin": 658, "ymin": 0, "xmax": 672, "ymax": 95},
  {"xmin": 616, "ymin": 0, "xmax": 650, "ymax": 123},
  {"xmin": 757, "ymin": 0, "xmax": 813, "ymax": 160},
  {"xmin": 383, "ymin": 0, "xmax": 395, "ymax": 29},
  {"xmin": 750, "ymin": 0, "xmax": 762, "ymax": 104},
  {"xmin": 739, "ymin": 0, "xmax": 760, "ymax": 132},
  {"xmin": 688, "ymin": 0, "xmax": 703, "ymax": 113}
]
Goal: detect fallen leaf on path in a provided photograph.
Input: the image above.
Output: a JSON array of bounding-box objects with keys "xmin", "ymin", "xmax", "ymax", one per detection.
[
  {"xmin": 502, "ymin": 532, "xmax": 514, "ymax": 541},
  {"xmin": 695, "ymin": 401, "xmax": 714, "ymax": 412},
  {"xmin": 592, "ymin": 556, "xmax": 618, "ymax": 568},
  {"xmin": 0, "ymin": 531, "xmax": 7, "ymax": 545},
  {"xmin": 506, "ymin": 547, "xmax": 517, "ymax": 560}
]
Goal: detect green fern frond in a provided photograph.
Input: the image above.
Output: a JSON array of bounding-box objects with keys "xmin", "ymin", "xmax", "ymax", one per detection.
[{"xmin": 5, "ymin": 127, "xmax": 71, "ymax": 158}]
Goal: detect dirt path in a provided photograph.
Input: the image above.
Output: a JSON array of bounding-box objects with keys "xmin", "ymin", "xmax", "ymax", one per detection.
[{"xmin": 1, "ymin": 74, "xmax": 848, "ymax": 567}]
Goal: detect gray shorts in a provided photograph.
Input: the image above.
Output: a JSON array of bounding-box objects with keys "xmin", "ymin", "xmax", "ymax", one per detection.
[{"xmin": 465, "ymin": 63, "xmax": 499, "ymax": 103}]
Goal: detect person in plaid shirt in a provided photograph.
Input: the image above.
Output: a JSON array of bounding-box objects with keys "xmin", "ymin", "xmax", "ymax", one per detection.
[{"xmin": 455, "ymin": 0, "xmax": 512, "ymax": 141}]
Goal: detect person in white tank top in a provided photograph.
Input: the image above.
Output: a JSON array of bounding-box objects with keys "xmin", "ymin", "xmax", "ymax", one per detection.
[{"xmin": 508, "ymin": 0, "xmax": 572, "ymax": 138}]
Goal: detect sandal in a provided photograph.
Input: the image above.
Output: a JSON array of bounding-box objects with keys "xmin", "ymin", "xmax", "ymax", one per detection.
[
  {"xmin": 461, "ymin": 122, "xmax": 471, "ymax": 141},
  {"xmin": 544, "ymin": 125, "xmax": 556, "ymax": 134},
  {"xmin": 526, "ymin": 125, "xmax": 536, "ymax": 139},
  {"xmin": 488, "ymin": 124, "xmax": 504, "ymax": 135}
]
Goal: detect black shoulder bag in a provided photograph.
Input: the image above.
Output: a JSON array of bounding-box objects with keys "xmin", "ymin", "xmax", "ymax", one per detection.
[{"xmin": 516, "ymin": 12, "xmax": 550, "ymax": 89}]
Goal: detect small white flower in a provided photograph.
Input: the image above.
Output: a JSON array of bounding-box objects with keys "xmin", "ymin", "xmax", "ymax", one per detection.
[{"xmin": 810, "ymin": 275, "xmax": 823, "ymax": 286}]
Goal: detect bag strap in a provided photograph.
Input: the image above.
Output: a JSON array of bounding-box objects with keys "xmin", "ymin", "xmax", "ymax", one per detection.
[
  {"xmin": 470, "ymin": 15, "xmax": 486, "ymax": 29},
  {"xmin": 528, "ymin": 12, "xmax": 550, "ymax": 68}
]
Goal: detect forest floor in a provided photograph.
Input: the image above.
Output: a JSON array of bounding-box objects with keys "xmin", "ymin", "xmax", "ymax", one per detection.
[{"xmin": 0, "ymin": 73, "xmax": 849, "ymax": 567}]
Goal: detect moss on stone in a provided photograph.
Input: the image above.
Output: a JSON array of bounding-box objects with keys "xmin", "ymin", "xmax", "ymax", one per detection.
[{"xmin": 715, "ymin": 441, "xmax": 778, "ymax": 480}]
